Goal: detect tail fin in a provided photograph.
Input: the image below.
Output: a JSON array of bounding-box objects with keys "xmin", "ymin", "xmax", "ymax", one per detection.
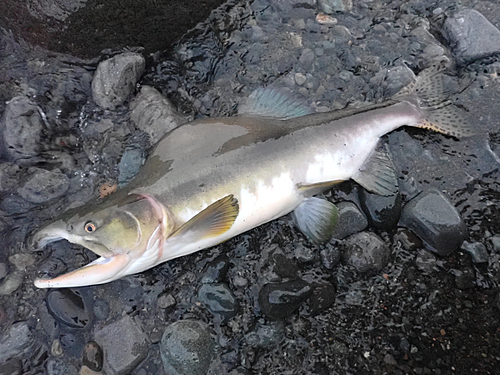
[{"xmin": 396, "ymin": 62, "xmax": 475, "ymax": 138}]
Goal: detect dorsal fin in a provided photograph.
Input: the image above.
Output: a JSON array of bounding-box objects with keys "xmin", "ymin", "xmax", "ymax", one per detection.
[{"xmin": 238, "ymin": 87, "xmax": 313, "ymax": 119}]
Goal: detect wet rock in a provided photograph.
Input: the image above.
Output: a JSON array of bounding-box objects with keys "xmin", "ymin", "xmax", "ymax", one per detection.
[
  {"xmin": 359, "ymin": 188, "xmax": 402, "ymax": 230},
  {"xmin": 201, "ymin": 254, "xmax": 230, "ymax": 284},
  {"xmin": 393, "ymin": 228, "xmax": 422, "ymax": 251},
  {"xmin": 293, "ymin": 243, "xmax": 316, "ymax": 263},
  {"xmin": 46, "ymin": 288, "xmax": 91, "ymax": 329},
  {"xmin": 0, "ymin": 271, "xmax": 24, "ymax": 295},
  {"xmin": 415, "ymin": 249, "xmax": 441, "ymax": 273},
  {"xmin": 93, "ymin": 298, "xmax": 110, "ymax": 321},
  {"xmin": 46, "ymin": 357, "xmax": 78, "ymax": 375},
  {"xmin": 117, "ymin": 146, "xmax": 144, "ymax": 186},
  {"xmin": 331, "ymin": 201, "xmax": 368, "ymax": 240},
  {"xmin": 309, "ymin": 283, "xmax": 337, "ymax": 314},
  {"xmin": 0, "ymin": 96, "xmax": 43, "ymax": 161},
  {"xmin": 271, "ymin": 251, "xmax": 299, "ymax": 279},
  {"xmin": 198, "ymin": 283, "xmax": 239, "ymax": 322},
  {"xmin": 442, "ymin": 9, "xmax": 500, "ymax": 63},
  {"xmin": 341, "ymin": 232, "xmax": 391, "ymax": 274},
  {"xmin": 0, "ymin": 321, "xmax": 33, "ymax": 363},
  {"xmin": 0, "ymin": 358, "xmax": 22, "ymax": 375},
  {"xmin": 158, "ymin": 293, "xmax": 176, "ymax": 310},
  {"xmin": 320, "ymin": 244, "xmax": 341, "ymax": 270},
  {"xmin": 82, "ymin": 341, "xmax": 103, "ymax": 372},
  {"xmin": 94, "ymin": 315, "xmax": 148, "ymax": 375},
  {"xmin": 259, "ymin": 279, "xmax": 312, "ymax": 320},
  {"xmin": 91, "ymin": 52, "xmax": 145, "ymax": 109},
  {"xmin": 160, "ymin": 320, "xmax": 216, "ymax": 375},
  {"xmin": 454, "ymin": 268, "xmax": 476, "ymax": 290},
  {"xmin": 461, "ymin": 241, "xmax": 489, "ymax": 263},
  {"xmin": 19, "ymin": 168, "xmax": 70, "ymax": 204},
  {"xmin": 318, "ymin": 0, "xmax": 353, "ymax": 13},
  {"xmin": 245, "ymin": 320, "xmax": 285, "ymax": 348},
  {"xmin": 130, "ymin": 86, "xmax": 185, "ymax": 144},
  {"xmin": 1, "ymin": 194, "xmax": 34, "ymax": 214},
  {"xmin": 400, "ymin": 189, "xmax": 467, "ymax": 256},
  {"xmin": 9, "ymin": 253, "xmax": 35, "ymax": 271}
]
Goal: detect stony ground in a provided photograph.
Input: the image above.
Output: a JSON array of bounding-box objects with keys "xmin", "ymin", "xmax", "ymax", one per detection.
[{"xmin": 1, "ymin": 0, "xmax": 500, "ymax": 374}]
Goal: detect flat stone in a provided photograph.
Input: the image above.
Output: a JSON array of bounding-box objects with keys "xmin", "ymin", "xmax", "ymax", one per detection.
[
  {"xmin": 94, "ymin": 315, "xmax": 149, "ymax": 375},
  {"xmin": 92, "ymin": 52, "xmax": 145, "ymax": 109}
]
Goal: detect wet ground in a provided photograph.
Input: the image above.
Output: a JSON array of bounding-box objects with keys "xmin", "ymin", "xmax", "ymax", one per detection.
[{"xmin": 1, "ymin": 0, "xmax": 500, "ymax": 374}]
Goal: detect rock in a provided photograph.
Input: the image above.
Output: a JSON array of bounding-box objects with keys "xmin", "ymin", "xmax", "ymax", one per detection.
[
  {"xmin": 82, "ymin": 341, "xmax": 104, "ymax": 372},
  {"xmin": 8, "ymin": 253, "xmax": 35, "ymax": 271},
  {"xmin": 0, "ymin": 162, "xmax": 20, "ymax": 193},
  {"xmin": 245, "ymin": 320, "xmax": 285, "ymax": 348},
  {"xmin": 46, "ymin": 357, "xmax": 78, "ymax": 375},
  {"xmin": 442, "ymin": 9, "xmax": 500, "ymax": 63},
  {"xmin": 197, "ymin": 283, "xmax": 239, "ymax": 322},
  {"xmin": 293, "ymin": 243, "xmax": 316, "ymax": 263},
  {"xmin": 393, "ymin": 228, "xmax": 422, "ymax": 251},
  {"xmin": 19, "ymin": 168, "xmax": 70, "ymax": 204},
  {"xmin": 91, "ymin": 52, "xmax": 145, "ymax": 109},
  {"xmin": 331, "ymin": 201, "xmax": 368, "ymax": 240},
  {"xmin": 31, "ymin": 343, "xmax": 49, "ymax": 367},
  {"xmin": 320, "ymin": 244, "xmax": 341, "ymax": 270},
  {"xmin": 1, "ymin": 194, "xmax": 34, "ymax": 214},
  {"xmin": 454, "ymin": 268, "xmax": 476, "ymax": 290},
  {"xmin": 400, "ymin": 189, "xmax": 467, "ymax": 256},
  {"xmin": 0, "ymin": 358, "xmax": 23, "ymax": 375},
  {"xmin": 359, "ymin": 188, "xmax": 402, "ymax": 230},
  {"xmin": 318, "ymin": 0, "xmax": 353, "ymax": 14},
  {"xmin": 94, "ymin": 315, "xmax": 149, "ymax": 375},
  {"xmin": 341, "ymin": 232, "xmax": 391, "ymax": 274},
  {"xmin": 309, "ymin": 283, "xmax": 337, "ymax": 314},
  {"xmin": 0, "ymin": 262, "xmax": 8, "ymax": 280},
  {"xmin": 461, "ymin": 241, "xmax": 489, "ymax": 263},
  {"xmin": 93, "ymin": 299, "xmax": 110, "ymax": 321},
  {"xmin": 117, "ymin": 146, "xmax": 144, "ymax": 187},
  {"xmin": 160, "ymin": 320, "xmax": 216, "ymax": 375},
  {"xmin": 0, "ymin": 321, "xmax": 33, "ymax": 363},
  {"xmin": 0, "ymin": 96, "xmax": 43, "ymax": 161},
  {"xmin": 0, "ymin": 271, "xmax": 24, "ymax": 295},
  {"xmin": 201, "ymin": 254, "xmax": 230, "ymax": 284},
  {"xmin": 46, "ymin": 288, "xmax": 92, "ymax": 329},
  {"xmin": 130, "ymin": 86, "xmax": 185, "ymax": 144},
  {"xmin": 259, "ymin": 279, "xmax": 312, "ymax": 320},
  {"xmin": 157, "ymin": 293, "xmax": 176, "ymax": 310}
]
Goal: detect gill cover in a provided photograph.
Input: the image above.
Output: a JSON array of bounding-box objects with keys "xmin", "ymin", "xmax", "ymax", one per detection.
[{"xmin": 32, "ymin": 194, "xmax": 173, "ymax": 288}]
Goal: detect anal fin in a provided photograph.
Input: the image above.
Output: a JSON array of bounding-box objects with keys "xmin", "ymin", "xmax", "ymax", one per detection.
[
  {"xmin": 170, "ymin": 195, "xmax": 239, "ymax": 241},
  {"xmin": 352, "ymin": 144, "xmax": 399, "ymax": 196},
  {"xmin": 292, "ymin": 197, "xmax": 339, "ymax": 245}
]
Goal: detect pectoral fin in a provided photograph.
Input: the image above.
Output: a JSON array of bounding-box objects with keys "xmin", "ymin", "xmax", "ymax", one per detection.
[
  {"xmin": 352, "ymin": 144, "xmax": 399, "ymax": 196},
  {"xmin": 293, "ymin": 197, "xmax": 339, "ymax": 245},
  {"xmin": 170, "ymin": 195, "xmax": 239, "ymax": 242}
]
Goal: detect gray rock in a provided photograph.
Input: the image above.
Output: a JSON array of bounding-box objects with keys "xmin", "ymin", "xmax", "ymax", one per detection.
[
  {"xmin": 0, "ymin": 162, "xmax": 20, "ymax": 193},
  {"xmin": 117, "ymin": 146, "xmax": 144, "ymax": 187},
  {"xmin": 28, "ymin": 0, "xmax": 87, "ymax": 22},
  {"xmin": 92, "ymin": 52, "xmax": 145, "ymax": 109},
  {"xmin": 46, "ymin": 288, "xmax": 92, "ymax": 329},
  {"xmin": 359, "ymin": 188, "xmax": 402, "ymax": 230},
  {"xmin": 46, "ymin": 358, "xmax": 78, "ymax": 375},
  {"xmin": 130, "ymin": 85, "xmax": 186, "ymax": 144},
  {"xmin": 200, "ymin": 254, "xmax": 230, "ymax": 284},
  {"xmin": 0, "ymin": 271, "xmax": 24, "ymax": 295},
  {"xmin": 320, "ymin": 244, "xmax": 341, "ymax": 270},
  {"xmin": 198, "ymin": 283, "xmax": 239, "ymax": 322},
  {"xmin": 400, "ymin": 189, "xmax": 467, "ymax": 256},
  {"xmin": 259, "ymin": 279, "xmax": 312, "ymax": 320},
  {"xmin": 82, "ymin": 341, "xmax": 104, "ymax": 372},
  {"xmin": 442, "ymin": 9, "xmax": 500, "ymax": 63},
  {"xmin": 0, "ymin": 321, "xmax": 33, "ymax": 363},
  {"xmin": 461, "ymin": 241, "xmax": 489, "ymax": 263},
  {"xmin": 0, "ymin": 358, "xmax": 23, "ymax": 375},
  {"xmin": 245, "ymin": 320, "xmax": 285, "ymax": 348},
  {"xmin": 0, "ymin": 262, "xmax": 8, "ymax": 280},
  {"xmin": 0, "ymin": 96, "xmax": 43, "ymax": 161},
  {"xmin": 19, "ymin": 168, "xmax": 70, "ymax": 204},
  {"xmin": 318, "ymin": 0, "xmax": 353, "ymax": 14},
  {"xmin": 341, "ymin": 232, "xmax": 391, "ymax": 274},
  {"xmin": 94, "ymin": 315, "xmax": 149, "ymax": 375},
  {"xmin": 331, "ymin": 201, "xmax": 368, "ymax": 240},
  {"xmin": 160, "ymin": 320, "xmax": 216, "ymax": 375}
]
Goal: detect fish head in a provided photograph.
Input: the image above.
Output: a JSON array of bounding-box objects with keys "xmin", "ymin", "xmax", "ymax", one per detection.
[{"xmin": 31, "ymin": 193, "xmax": 175, "ymax": 288}]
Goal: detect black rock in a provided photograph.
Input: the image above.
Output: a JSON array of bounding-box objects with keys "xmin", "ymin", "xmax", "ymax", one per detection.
[
  {"xmin": 359, "ymin": 188, "xmax": 402, "ymax": 230},
  {"xmin": 461, "ymin": 241, "xmax": 489, "ymax": 264},
  {"xmin": 259, "ymin": 279, "xmax": 312, "ymax": 319},
  {"xmin": 341, "ymin": 232, "xmax": 391, "ymax": 275},
  {"xmin": 46, "ymin": 288, "xmax": 92, "ymax": 329},
  {"xmin": 320, "ymin": 244, "xmax": 342, "ymax": 270},
  {"xmin": 245, "ymin": 320, "xmax": 285, "ymax": 348},
  {"xmin": 309, "ymin": 283, "xmax": 337, "ymax": 314},
  {"xmin": 454, "ymin": 268, "xmax": 476, "ymax": 290},
  {"xmin": 331, "ymin": 201, "xmax": 368, "ymax": 240},
  {"xmin": 201, "ymin": 254, "xmax": 230, "ymax": 284},
  {"xmin": 0, "ymin": 358, "xmax": 23, "ymax": 375},
  {"xmin": 400, "ymin": 189, "xmax": 467, "ymax": 256},
  {"xmin": 198, "ymin": 283, "xmax": 239, "ymax": 322}
]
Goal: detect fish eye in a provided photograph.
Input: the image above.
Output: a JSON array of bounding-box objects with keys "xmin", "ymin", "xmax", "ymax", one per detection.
[{"xmin": 84, "ymin": 221, "xmax": 97, "ymax": 233}]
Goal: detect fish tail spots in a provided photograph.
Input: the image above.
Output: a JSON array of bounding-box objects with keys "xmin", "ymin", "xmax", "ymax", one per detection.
[{"xmin": 397, "ymin": 61, "xmax": 475, "ymax": 138}]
